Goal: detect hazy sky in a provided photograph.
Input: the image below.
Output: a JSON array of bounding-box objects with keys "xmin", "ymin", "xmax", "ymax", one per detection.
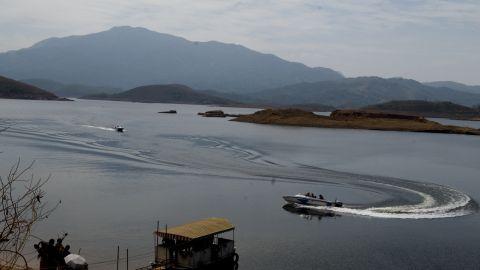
[{"xmin": 1, "ymin": 0, "xmax": 479, "ymax": 84}]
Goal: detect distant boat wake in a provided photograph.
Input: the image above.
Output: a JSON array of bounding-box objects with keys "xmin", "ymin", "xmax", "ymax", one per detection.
[{"xmin": 81, "ymin": 125, "xmax": 116, "ymax": 131}]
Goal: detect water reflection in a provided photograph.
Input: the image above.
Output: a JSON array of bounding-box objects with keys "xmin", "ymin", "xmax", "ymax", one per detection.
[{"xmin": 282, "ymin": 204, "xmax": 340, "ymax": 221}]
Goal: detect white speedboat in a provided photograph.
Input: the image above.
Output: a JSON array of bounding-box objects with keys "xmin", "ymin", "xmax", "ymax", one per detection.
[
  {"xmin": 283, "ymin": 193, "xmax": 343, "ymax": 207},
  {"xmin": 114, "ymin": 125, "xmax": 124, "ymax": 132}
]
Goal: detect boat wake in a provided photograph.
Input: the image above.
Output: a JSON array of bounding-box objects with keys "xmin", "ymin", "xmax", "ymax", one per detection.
[
  {"xmin": 2, "ymin": 123, "xmax": 476, "ymax": 220},
  {"xmin": 1, "ymin": 125, "xmax": 183, "ymax": 170},
  {"xmin": 297, "ymin": 182, "xmax": 476, "ymax": 219},
  {"xmin": 158, "ymin": 135, "xmax": 284, "ymax": 166},
  {"xmin": 81, "ymin": 125, "xmax": 116, "ymax": 131}
]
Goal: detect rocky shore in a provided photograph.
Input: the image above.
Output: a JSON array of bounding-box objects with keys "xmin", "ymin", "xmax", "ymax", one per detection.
[{"xmin": 232, "ymin": 109, "xmax": 480, "ymax": 136}]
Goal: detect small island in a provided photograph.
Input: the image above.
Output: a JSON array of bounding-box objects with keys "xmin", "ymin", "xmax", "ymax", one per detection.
[{"xmin": 231, "ymin": 108, "xmax": 480, "ymax": 136}]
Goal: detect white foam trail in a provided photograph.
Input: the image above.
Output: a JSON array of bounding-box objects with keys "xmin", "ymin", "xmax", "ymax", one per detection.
[
  {"xmin": 81, "ymin": 125, "xmax": 116, "ymax": 131},
  {"xmin": 301, "ymin": 184, "xmax": 473, "ymax": 219}
]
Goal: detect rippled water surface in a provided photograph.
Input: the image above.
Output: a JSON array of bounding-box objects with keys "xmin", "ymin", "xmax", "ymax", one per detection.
[{"xmin": 1, "ymin": 99, "xmax": 479, "ymax": 269}]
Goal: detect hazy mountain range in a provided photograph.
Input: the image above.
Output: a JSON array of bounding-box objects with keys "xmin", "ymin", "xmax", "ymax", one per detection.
[
  {"xmin": 82, "ymin": 76, "xmax": 480, "ymax": 109},
  {"xmin": 3, "ymin": 72, "xmax": 480, "ymax": 120},
  {"xmin": 1, "ymin": 26, "xmax": 480, "ymax": 109},
  {"xmin": 0, "ymin": 26, "xmax": 342, "ymax": 93}
]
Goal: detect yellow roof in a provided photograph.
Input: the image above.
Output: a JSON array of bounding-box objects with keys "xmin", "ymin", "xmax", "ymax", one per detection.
[{"xmin": 156, "ymin": 218, "xmax": 234, "ymax": 241}]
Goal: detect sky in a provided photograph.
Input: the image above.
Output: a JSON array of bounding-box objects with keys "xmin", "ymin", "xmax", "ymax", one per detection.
[{"xmin": 0, "ymin": 0, "xmax": 479, "ymax": 85}]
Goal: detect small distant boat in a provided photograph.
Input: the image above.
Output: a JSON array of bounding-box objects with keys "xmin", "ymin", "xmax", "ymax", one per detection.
[
  {"xmin": 158, "ymin": 110, "xmax": 177, "ymax": 114},
  {"xmin": 114, "ymin": 125, "xmax": 124, "ymax": 132},
  {"xmin": 283, "ymin": 193, "xmax": 343, "ymax": 207}
]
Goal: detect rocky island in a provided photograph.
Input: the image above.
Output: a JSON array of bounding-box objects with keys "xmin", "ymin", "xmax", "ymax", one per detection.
[{"xmin": 232, "ymin": 109, "xmax": 480, "ymax": 136}]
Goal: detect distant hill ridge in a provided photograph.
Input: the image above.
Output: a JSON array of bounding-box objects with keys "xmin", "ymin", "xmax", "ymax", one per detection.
[
  {"xmin": 82, "ymin": 84, "xmax": 238, "ymax": 105},
  {"xmin": 21, "ymin": 78, "xmax": 122, "ymax": 98},
  {"xmin": 424, "ymin": 81, "xmax": 480, "ymax": 94},
  {"xmin": 0, "ymin": 75, "xmax": 61, "ymax": 100},
  {"xmin": 200, "ymin": 89, "xmax": 335, "ymax": 111},
  {"xmin": 250, "ymin": 77, "xmax": 480, "ymax": 108},
  {"xmin": 363, "ymin": 100, "xmax": 480, "ymax": 120},
  {"xmin": 0, "ymin": 26, "xmax": 343, "ymax": 92}
]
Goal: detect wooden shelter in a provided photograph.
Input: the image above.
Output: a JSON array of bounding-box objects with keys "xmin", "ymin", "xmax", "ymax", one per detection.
[{"xmin": 152, "ymin": 218, "xmax": 238, "ymax": 269}]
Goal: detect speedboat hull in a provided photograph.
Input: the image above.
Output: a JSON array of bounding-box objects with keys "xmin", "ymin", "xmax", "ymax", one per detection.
[{"xmin": 283, "ymin": 195, "xmax": 343, "ymax": 207}]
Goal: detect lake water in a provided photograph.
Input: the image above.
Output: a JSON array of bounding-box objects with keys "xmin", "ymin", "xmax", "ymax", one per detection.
[{"xmin": 0, "ymin": 99, "xmax": 479, "ymax": 270}]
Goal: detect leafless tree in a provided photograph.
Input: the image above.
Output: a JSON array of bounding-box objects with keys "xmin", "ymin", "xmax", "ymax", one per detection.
[{"xmin": 0, "ymin": 126, "xmax": 59, "ymax": 269}]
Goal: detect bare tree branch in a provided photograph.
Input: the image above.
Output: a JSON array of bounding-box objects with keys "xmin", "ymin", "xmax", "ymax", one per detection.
[{"xmin": 0, "ymin": 126, "xmax": 59, "ymax": 269}]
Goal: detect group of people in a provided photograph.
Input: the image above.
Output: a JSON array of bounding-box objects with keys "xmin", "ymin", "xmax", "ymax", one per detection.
[
  {"xmin": 34, "ymin": 237, "xmax": 71, "ymax": 270},
  {"xmin": 305, "ymin": 192, "xmax": 324, "ymax": 199}
]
